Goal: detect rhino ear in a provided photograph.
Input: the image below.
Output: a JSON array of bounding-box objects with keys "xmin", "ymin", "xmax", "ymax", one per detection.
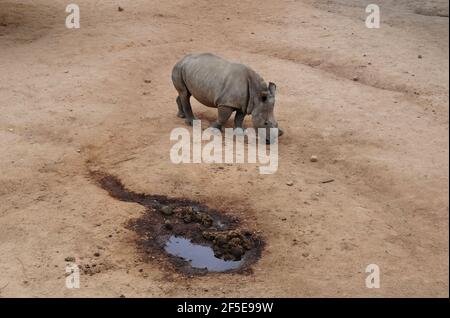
[{"xmin": 268, "ymin": 82, "xmax": 277, "ymax": 95}]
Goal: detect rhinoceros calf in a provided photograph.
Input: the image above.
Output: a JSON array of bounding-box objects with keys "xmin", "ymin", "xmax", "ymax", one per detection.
[{"xmin": 171, "ymin": 53, "xmax": 283, "ymax": 142}]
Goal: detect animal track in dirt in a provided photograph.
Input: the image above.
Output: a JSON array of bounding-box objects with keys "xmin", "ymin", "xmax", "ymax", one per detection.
[{"xmin": 91, "ymin": 171, "xmax": 264, "ymax": 275}]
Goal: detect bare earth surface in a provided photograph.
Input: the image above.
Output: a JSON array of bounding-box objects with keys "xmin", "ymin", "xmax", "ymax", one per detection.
[{"xmin": 0, "ymin": 0, "xmax": 448, "ymax": 297}]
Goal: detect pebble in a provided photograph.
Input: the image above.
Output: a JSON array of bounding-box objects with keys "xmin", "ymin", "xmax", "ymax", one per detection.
[
  {"xmin": 164, "ymin": 220, "xmax": 173, "ymax": 230},
  {"xmin": 310, "ymin": 155, "xmax": 318, "ymax": 162},
  {"xmin": 286, "ymin": 181, "xmax": 294, "ymax": 186},
  {"xmin": 161, "ymin": 206, "xmax": 173, "ymax": 215}
]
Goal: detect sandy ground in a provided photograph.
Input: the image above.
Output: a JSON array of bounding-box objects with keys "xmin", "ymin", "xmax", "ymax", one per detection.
[{"xmin": 0, "ymin": 0, "xmax": 448, "ymax": 297}]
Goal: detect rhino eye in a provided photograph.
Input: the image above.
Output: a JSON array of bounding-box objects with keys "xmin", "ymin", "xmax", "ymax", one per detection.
[{"xmin": 261, "ymin": 95, "xmax": 267, "ymax": 102}]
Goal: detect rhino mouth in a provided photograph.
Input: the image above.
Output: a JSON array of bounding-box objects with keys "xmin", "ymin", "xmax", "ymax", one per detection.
[{"xmin": 262, "ymin": 127, "xmax": 283, "ymax": 144}]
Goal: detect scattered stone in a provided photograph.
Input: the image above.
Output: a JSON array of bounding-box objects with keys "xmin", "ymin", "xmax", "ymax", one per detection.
[
  {"xmin": 321, "ymin": 179, "xmax": 334, "ymax": 184},
  {"xmin": 160, "ymin": 205, "xmax": 173, "ymax": 216},
  {"xmin": 144, "ymin": 79, "xmax": 152, "ymax": 83},
  {"xmin": 164, "ymin": 220, "xmax": 173, "ymax": 230},
  {"xmin": 418, "ymin": 54, "xmax": 422, "ymax": 59},
  {"xmin": 65, "ymin": 256, "xmax": 75, "ymax": 262},
  {"xmin": 118, "ymin": 6, "xmax": 124, "ymax": 12},
  {"xmin": 230, "ymin": 246, "xmax": 244, "ymax": 258},
  {"xmin": 286, "ymin": 181, "xmax": 294, "ymax": 186},
  {"xmin": 310, "ymin": 155, "xmax": 318, "ymax": 162},
  {"xmin": 352, "ymin": 77, "xmax": 359, "ymax": 81},
  {"xmin": 93, "ymin": 252, "xmax": 100, "ymax": 257}
]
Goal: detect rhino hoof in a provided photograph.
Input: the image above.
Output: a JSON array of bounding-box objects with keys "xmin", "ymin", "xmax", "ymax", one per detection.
[{"xmin": 185, "ymin": 118, "xmax": 195, "ymax": 126}]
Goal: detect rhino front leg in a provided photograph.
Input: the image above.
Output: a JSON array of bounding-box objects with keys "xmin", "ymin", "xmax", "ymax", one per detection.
[
  {"xmin": 210, "ymin": 106, "xmax": 234, "ymax": 130},
  {"xmin": 234, "ymin": 110, "xmax": 245, "ymax": 128}
]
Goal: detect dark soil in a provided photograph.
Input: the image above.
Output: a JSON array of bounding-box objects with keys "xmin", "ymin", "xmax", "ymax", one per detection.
[{"xmin": 91, "ymin": 171, "xmax": 264, "ymax": 275}]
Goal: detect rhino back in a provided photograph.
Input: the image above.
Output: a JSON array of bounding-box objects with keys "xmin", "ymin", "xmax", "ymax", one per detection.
[{"xmin": 178, "ymin": 53, "xmax": 249, "ymax": 109}]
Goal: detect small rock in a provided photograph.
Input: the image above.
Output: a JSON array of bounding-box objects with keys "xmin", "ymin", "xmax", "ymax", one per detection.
[
  {"xmin": 310, "ymin": 155, "xmax": 318, "ymax": 162},
  {"xmin": 418, "ymin": 54, "xmax": 422, "ymax": 59},
  {"xmin": 164, "ymin": 220, "xmax": 173, "ymax": 230},
  {"xmin": 230, "ymin": 246, "xmax": 244, "ymax": 258},
  {"xmin": 93, "ymin": 252, "xmax": 100, "ymax": 257},
  {"xmin": 286, "ymin": 181, "xmax": 294, "ymax": 186},
  {"xmin": 144, "ymin": 79, "xmax": 151, "ymax": 83},
  {"xmin": 65, "ymin": 256, "xmax": 75, "ymax": 262},
  {"xmin": 160, "ymin": 206, "xmax": 173, "ymax": 216},
  {"xmin": 352, "ymin": 77, "xmax": 359, "ymax": 81},
  {"xmin": 302, "ymin": 253, "xmax": 309, "ymax": 257},
  {"xmin": 215, "ymin": 234, "xmax": 227, "ymax": 246},
  {"xmin": 118, "ymin": 6, "xmax": 124, "ymax": 12}
]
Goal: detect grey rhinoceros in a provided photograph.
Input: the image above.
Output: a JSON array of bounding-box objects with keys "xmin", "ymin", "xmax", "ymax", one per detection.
[{"xmin": 171, "ymin": 53, "xmax": 283, "ymax": 143}]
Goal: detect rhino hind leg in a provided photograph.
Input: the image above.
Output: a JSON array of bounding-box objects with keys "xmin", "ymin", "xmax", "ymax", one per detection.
[
  {"xmin": 234, "ymin": 110, "xmax": 245, "ymax": 128},
  {"xmin": 172, "ymin": 62, "xmax": 195, "ymax": 125},
  {"xmin": 179, "ymin": 93, "xmax": 196, "ymax": 126},
  {"xmin": 176, "ymin": 96, "xmax": 185, "ymax": 118}
]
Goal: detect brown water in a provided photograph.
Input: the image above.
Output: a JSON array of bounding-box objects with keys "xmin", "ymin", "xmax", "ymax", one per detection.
[{"xmin": 164, "ymin": 236, "xmax": 243, "ymax": 272}]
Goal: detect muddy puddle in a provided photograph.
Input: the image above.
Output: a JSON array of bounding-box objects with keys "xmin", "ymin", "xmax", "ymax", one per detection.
[
  {"xmin": 165, "ymin": 236, "xmax": 243, "ymax": 272},
  {"xmin": 92, "ymin": 172, "xmax": 263, "ymax": 275}
]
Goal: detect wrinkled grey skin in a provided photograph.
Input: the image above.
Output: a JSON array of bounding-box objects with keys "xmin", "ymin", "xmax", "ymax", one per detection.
[{"xmin": 171, "ymin": 53, "xmax": 283, "ymax": 143}]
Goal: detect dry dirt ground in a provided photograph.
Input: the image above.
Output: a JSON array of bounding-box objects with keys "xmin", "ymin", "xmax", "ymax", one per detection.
[{"xmin": 0, "ymin": 0, "xmax": 448, "ymax": 297}]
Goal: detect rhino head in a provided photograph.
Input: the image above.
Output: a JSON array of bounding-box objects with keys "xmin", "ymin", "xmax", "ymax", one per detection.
[{"xmin": 249, "ymin": 82, "xmax": 283, "ymax": 144}]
